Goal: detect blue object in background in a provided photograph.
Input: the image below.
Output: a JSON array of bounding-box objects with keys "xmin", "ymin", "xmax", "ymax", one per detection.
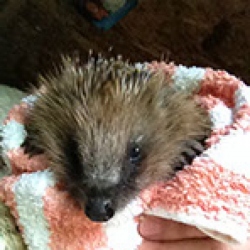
[{"xmin": 93, "ymin": 0, "xmax": 138, "ymax": 30}]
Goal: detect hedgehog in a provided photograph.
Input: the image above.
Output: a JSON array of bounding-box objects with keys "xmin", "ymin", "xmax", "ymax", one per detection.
[{"xmin": 22, "ymin": 55, "xmax": 211, "ymax": 222}]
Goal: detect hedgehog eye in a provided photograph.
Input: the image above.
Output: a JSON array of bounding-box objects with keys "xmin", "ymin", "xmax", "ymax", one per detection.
[{"xmin": 129, "ymin": 144, "xmax": 142, "ymax": 165}]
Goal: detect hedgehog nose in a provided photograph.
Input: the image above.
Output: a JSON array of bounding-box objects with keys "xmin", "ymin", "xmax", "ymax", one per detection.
[{"xmin": 85, "ymin": 197, "xmax": 114, "ymax": 222}]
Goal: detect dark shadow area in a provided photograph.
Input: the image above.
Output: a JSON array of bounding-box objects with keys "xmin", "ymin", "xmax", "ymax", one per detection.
[{"xmin": 0, "ymin": 0, "xmax": 250, "ymax": 90}]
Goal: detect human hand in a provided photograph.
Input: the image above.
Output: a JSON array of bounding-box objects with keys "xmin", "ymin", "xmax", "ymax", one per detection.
[{"xmin": 138, "ymin": 215, "xmax": 250, "ymax": 250}]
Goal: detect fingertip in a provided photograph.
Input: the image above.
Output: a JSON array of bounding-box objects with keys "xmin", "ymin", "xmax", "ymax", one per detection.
[
  {"xmin": 138, "ymin": 215, "xmax": 163, "ymax": 240},
  {"xmin": 138, "ymin": 215, "xmax": 207, "ymax": 241}
]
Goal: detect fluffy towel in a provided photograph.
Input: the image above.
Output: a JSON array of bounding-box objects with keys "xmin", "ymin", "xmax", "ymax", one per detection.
[{"xmin": 0, "ymin": 62, "xmax": 250, "ymax": 250}]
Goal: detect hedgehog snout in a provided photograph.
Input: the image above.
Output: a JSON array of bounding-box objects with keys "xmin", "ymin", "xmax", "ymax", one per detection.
[{"xmin": 85, "ymin": 196, "xmax": 115, "ymax": 222}]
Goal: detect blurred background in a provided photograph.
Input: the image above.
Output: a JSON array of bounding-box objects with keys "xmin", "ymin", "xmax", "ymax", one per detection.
[{"xmin": 0, "ymin": 0, "xmax": 250, "ymax": 90}]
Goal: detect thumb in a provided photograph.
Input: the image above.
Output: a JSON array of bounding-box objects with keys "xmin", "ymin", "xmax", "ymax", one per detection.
[{"xmin": 138, "ymin": 215, "xmax": 206, "ymax": 241}]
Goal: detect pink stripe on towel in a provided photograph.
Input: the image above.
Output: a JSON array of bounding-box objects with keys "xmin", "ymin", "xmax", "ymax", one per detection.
[
  {"xmin": 44, "ymin": 186, "xmax": 108, "ymax": 250},
  {"xmin": 199, "ymin": 68, "xmax": 244, "ymax": 108},
  {"xmin": 7, "ymin": 149, "xmax": 49, "ymax": 174}
]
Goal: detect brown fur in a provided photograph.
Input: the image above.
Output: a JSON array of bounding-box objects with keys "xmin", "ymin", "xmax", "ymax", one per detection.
[{"xmin": 24, "ymin": 56, "xmax": 211, "ymax": 220}]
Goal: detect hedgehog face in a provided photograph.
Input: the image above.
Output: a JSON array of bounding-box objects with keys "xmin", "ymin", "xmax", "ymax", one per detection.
[
  {"xmin": 61, "ymin": 113, "xmax": 149, "ymax": 222},
  {"xmin": 25, "ymin": 56, "xmax": 211, "ymax": 222}
]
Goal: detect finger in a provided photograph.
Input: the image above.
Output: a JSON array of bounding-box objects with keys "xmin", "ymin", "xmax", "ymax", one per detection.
[
  {"xmin": 140, "ymin": 238, "xmax": 249, "ymax": 250},
  {"xmin": 140, "ymin": 238, "xmax": 212, "ymax": 250},
  {"xmin": 138, "ymin": 216, "xmax": 206, "ymax": 241}
]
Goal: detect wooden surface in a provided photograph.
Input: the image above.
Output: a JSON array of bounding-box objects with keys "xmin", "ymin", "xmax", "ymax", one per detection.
[{"xmin": 0, "ymin": 0, "xmax": 250, "ymax": 89}]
